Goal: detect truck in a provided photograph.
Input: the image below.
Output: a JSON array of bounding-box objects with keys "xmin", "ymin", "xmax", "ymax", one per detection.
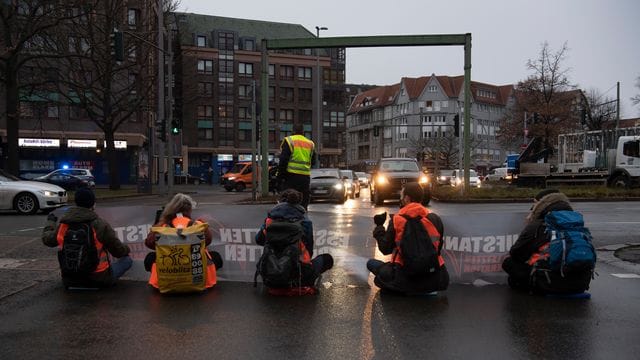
[{"xmin": 515, "ymin": 127, "xmax": 640, "ymax": 188}]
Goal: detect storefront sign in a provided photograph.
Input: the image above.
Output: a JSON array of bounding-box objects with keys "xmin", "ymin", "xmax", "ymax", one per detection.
[
  {"xmin": 18, "ymin": 138, "xmax": 60, "ymax": 148},
  {"xmin": 218, "ymin": 154, "xmax": 233, "ymax": 161},
  {"xmin": 67, "ymin": 139, "xmax": 97, "ymax": 148},
  {"xmin": 104, "ymin": 140, "xmax": 127, "ymax": 149}
]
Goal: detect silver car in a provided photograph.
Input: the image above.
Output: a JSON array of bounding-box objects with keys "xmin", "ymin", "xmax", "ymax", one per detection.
[
  {"xmin": 310, "ymin": 168, "xmax": 347, "ymax": 204},
  {"xmin": 339, "ymin": 169, "xmax": 361, "ymax": 198},
  {"xmin": 0, "ymin": 169, "xmax": 68, "ymax": 214}
]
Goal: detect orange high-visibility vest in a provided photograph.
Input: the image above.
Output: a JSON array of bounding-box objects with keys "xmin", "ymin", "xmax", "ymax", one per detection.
[
  {"xmin": 391, "ymin": 208, "xmax": 445, "ymax": 268},
  {"xmin": 56, "ymin": 223, "xmax": 110, "ymax": 273}
]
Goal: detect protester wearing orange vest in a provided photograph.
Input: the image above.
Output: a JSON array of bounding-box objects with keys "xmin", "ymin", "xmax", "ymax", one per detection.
[
  {"xmin": 277, "ymin": 123, "xmax": 316, "ymax": 210},
  {"xmin": 42, "ymin": 187, "xmax": 132, "ymax": 288},
  {"xmin": 367, "ymin": 182, "xmax": 449, "ymax": 295},
  {"xmin": 144, "ymin": 193, "xmax": 222, "ymax": 289}
]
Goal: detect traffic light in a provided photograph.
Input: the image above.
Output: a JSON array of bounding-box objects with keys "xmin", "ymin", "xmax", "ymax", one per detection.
[
  {"xmin": 170, "ymin": 118, "xmax": 181, "ymax": 135},
  {"xmin": 156, "ymin": 118, "xmax": 166, "ymax": 142},
  {"xmin": 453, "ymin": 115, "xmax": 460, "ymax": 137},
  {"xmin": 110, "ymin": 30, "xmax": 124, "ymax": 62}
]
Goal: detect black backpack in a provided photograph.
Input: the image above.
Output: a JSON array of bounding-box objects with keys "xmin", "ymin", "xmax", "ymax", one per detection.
[
  {"xmin": 57, "ymin": 221, "xmax": 99, "ymax": 276},
  {"xmin": 255, "ymin": 220, "xmax": 306, "ymax": 288},
  {"xmin": 397, "ymin": 215, "xmax": 440, "ymax": 276}
]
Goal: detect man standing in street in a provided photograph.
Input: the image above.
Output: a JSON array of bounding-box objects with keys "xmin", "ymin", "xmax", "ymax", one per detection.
[{"xmin": 277, "ymin": 123, "xmax": 316, "ymax": 209}]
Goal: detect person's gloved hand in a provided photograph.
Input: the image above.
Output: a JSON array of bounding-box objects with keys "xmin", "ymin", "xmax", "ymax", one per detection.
[
  {"xmin": 373, "ymin": 212, "xmax": 387, "ymax": 226},
  {"xmin": 46, "ymin": 213, "xmax": 58, "ymax": 222},
  {"xmin": 372, "ymin": 225, "xmax": 386, "ymax": 239}
]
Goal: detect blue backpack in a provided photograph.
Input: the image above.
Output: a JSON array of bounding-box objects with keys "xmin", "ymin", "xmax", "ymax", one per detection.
[{"xmin": 543, "ymin": 210, "xmax": 596, "ymax": 276}]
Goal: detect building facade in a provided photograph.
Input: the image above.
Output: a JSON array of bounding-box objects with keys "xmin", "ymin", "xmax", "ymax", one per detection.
[
  {"xmin": 172, "ymin": 13, "xmax": 345, "ymax": 180},
  {"xmin": 347, "ymin": 74, "xmax": 514, "ymax": 173}
]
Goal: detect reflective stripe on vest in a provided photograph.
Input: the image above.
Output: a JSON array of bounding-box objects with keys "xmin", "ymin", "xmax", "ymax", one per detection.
[
  {"xmin": 284, "ymin": 135, "xmax": 314, "ymax": 175},
  {"xmin": 56, "ymin": 223, "xmax": 109, "ymax": 273},
  {"xmin": 392, "ymin": 213, "xmax": 445, "ymax": 267}
]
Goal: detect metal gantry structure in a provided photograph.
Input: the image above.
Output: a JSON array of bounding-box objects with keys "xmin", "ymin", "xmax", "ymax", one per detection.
[{"xmin": 259, "ymin": 34, "xmax": 473, "ymax": 196}]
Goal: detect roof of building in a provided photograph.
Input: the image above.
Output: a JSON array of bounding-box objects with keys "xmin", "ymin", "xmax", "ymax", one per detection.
[
  {"xmin": 174, "ymin": 12, "xmax": 315, "ymax": 46},
  {"xmin": 347, "ymin": 83, "xmax": 400, "ymax": 114}
]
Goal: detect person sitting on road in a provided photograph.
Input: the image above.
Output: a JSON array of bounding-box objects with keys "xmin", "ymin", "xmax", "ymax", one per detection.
[
  {"xmin": 42, "ymin": 187, "xmax": 132, "ymax": 289},
  {"xmin": 502, "ymin": 189, "xmax": 594, "ymax": 295},
  {"xmin": 255, "ymin": 189, "xmax": 333, "ymax": 294},
  {"xmin": 367, "ymin": 182, "xmax": 449, "ymax": 295},
  {"xmin": 144, "ymin": 193, "xmax": 222, "ymax": 290}
]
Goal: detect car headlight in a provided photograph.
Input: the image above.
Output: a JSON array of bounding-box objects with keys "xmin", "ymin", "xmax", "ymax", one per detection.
[
  {"xmin": 333, "ymin": 183, "xmax": 343, "ymax": 190},
  {"xmin": 419, "ymin": 175, "xmax": 429, "ymax": 184},
  {"xmin": 376, "ymin": 175, "xmax": 388, "ymax": 185},
  {"xmin": 439, "ymin": 176, "xmax": 447, "ymax": 181},
  {"xmin": 455, "ymin": 178, "xmax": 462, "ymax": 186},
  {"xmin": 228, "ymin": 176, "xmax": 236, "ymax": 181},
  {"xmin": 40, "ymin": 190, "xmax": 57, "ymax": 197}
]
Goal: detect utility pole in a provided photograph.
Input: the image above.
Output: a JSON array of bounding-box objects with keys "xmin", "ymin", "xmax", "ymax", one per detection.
[
  {"xmin": 251, "ymin": 79, "xmax": 258, "ymax": 201},
  {"xmin": 166, "ymin": 23, "xmax": 174, "ymax": 196},
  {"xmin": 156, "ymin": 0, "xmax": 166, "ymax": 196},
  {"xmin": 616, "ymin": 81, "xmax": 620, "ymax": 130},
  {"xmin": 315, "ymin": 26, "xmax": 328, "ymax": 167}
]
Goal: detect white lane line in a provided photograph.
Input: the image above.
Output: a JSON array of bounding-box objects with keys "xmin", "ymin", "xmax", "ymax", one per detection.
[
  {"xmin": 17, "ymin": 227, "xmax": 44, "ymax": 232},
  {"xmin": 611, "ymin": 273, "xmax": 640, "ymax": 279}
]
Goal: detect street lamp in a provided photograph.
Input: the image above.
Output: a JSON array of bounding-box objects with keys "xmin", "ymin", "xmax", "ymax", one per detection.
[{"xmin": 315, "ymin": 26, "xmax": 328, "ymax": 166}]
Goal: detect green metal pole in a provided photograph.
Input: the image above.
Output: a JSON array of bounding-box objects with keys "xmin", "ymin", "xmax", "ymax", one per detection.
[
  {"xmin": 260, "ymin": 40, "xmax": 270, "ymax": 197},
  {"xmin": 463, "ymin": 33, "xmax": 472, "ymax": 193}
]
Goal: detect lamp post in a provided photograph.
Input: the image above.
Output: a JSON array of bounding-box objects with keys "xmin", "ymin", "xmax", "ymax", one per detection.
[{"xmin": 315, "ymin": 26, "xmax": 328, "ymax": 167}]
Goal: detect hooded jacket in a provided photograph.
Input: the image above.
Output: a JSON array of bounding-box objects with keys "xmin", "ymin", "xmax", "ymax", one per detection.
[
  {"xmin": 509, "ymin": 193, "xmax": 572, "ymax": 263},
  {"xmin": 42, "ymin": 206, "xmax": 130, "ymax": 285},
  {"xmin": 255, "ymin": 202, "xmax": 314, "ymax": 256}
]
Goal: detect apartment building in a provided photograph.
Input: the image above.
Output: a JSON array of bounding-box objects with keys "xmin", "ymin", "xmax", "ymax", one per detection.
[
  {"xmin": 173, "ymin": 13, "xmax": 345, "ymax": 179},
  {"xmin": 347, "ymin": 74, "xmax": 515, "ymax": 172}
]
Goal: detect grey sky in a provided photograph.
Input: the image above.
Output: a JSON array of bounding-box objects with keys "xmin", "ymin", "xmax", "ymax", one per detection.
[{"xmin": 179, "ymin": 0, "xmax": 640, "ymax": 118}]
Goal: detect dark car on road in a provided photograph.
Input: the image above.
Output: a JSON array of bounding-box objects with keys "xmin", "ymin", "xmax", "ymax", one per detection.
[
  {"xmin": 310, "ymin": 168, "xmax": 347, "ymax": 204},
  {"xmin": 35, "ymin": 168, "xmax": 95, "ymax": 188},
  {"xmin": 33, "ymin": 173, "xmax": 92, "ymax": 191},
  {"xmin": 370, "ymin": 158, "xmax": 431, "ymax": 206}
]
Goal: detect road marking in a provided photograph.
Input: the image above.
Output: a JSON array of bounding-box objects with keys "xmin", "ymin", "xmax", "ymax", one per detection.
[
  {"xmin": 197, "ymin": 202, "xmax": 225, "ymax": 205},
  {"xmin": 0, "ymin": 258, "xmax": 30, "ymax": 269},
  {"xmin": 17, "ymin": 227, "xmax": 43, "ymax": 232},
  {"xmin": 611, "ymin": 273, "xmax": 640, "ymax": 279}
]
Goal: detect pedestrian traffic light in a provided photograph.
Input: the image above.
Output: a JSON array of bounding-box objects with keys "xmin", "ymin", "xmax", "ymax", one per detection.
[
  {"xmin": 171, "ymin": 118, "xmax": 181, "ymax": 134},
  {"xmin": 156, "ymin": 118, "xmax": 166, "ymax": 142},
  {"xmin": 110, "ymin": 30, "xmax": 124, "ymax": 62},
  {"xmin": 453, "ymin": 115, "xmax": 460, "ymax": 137}
]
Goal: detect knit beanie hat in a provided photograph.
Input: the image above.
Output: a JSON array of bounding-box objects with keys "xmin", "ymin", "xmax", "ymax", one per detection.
[{"xmin": 75, "ymin": 187, "xmax": 96, "ymax": 208}]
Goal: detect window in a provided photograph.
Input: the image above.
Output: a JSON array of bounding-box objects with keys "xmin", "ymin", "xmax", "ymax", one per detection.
[
  {"xmin": 244, "ymin": 39, "xmax": 255, "ymax": 51},
  {"xmin": 128, "ymin": 9, "xmax": 138, "ymax": 26},
  {"xmin": 218, "ymin": 31, "xmax": 235, "ymax": 51},
  {"xmin": 297, "ymin": 67, "xmax": 312, "ymax": 81},
  {"xmin": 279, "ymin": 109, "xmax": 294, "ymax": 122},
  {"xmin": 198, "ymin": 82, "xmax": 214, "ymax": 96},
  {"xmin": 238, "ymin": 63, "xmax": 253, "ymax": 76},
  {"xmin": 196, "ymin": 35, "xmax": 206, "ymax": 47},
  {"xmin": 219, "ymin": 59, "xmax": 233, "ymax": 73},
  {"xmin": 198, "ymin": 129, "xmax": 213, "ymax": 140},
  {"xmin": 269, "ymin": 86, "xmax": 275, "ymax": 100},
  {"xmin": 428, "ymin": 85, "xmax": 438, "ymax": 92},
  {"xmin": 238, "ymin": 107, "xmax": 250, "ymax": 120},
  {"xmin": 197, "ymin": 105, "xmax": 213, "ymax": 118},
  {"xmin": 324, "ymin": 111, "xmax": 343, "ymax": 128},
  {"xmin": 47, "ymin": 105, "xmax": 59, "ymax": 118},
  {"xmin": 299, "ymin": 110, "xmax": 312, "ymax": 124},
  {"xmin": 299, "ymin": 88, "xmax": 312, "ymax": 102},
  {"xmin": 280, "ymin": 87, "xmax": 294, "ymax": 102},
  {"xmin": 280, "ymin": 66, "xmax": 294, "ymax": 80},
  {"xmin": 128, "ymin": 45, "xmax": 136, "ymax": 60},
  {"xmin": 238, "ymin": 85, "xmax": 251, "ymax": 98},
  {"xmin": 197, "ymin": 59, "xmax": 213, "ymax": 74},
  {"xmin": 218, "ymin": 83, "xmax": 233, "ymax": 97},
  {"xmin": 269, "ymin": 64, "xmax": 275, "ymax": 78},
  {"xmin": 218, "ymin": 104, "xmax": 232, "ymax": 118}
]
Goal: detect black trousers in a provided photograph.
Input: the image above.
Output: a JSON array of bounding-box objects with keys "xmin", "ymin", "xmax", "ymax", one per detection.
[
  {"xmin": 282, "ymin": 173, "xmax": 311, "ymax": 210},
  {"xmin": 502, "ymin": 257, "xmax": 591, "ymax": 294}
]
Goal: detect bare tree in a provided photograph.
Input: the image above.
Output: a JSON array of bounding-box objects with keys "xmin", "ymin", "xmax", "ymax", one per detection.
[
  {"xmin": 0, "ymin": 0, "xmax": 78, "ymax": 175},
  {"xmin": 497, "ymin": 42, "xmax": 582, "ymax": 153},
  {"xmin": 632, "ymin": 75, "xmax": 640, "ymax": 110},
  {"xmin": 584, "ymin": 88, "xmax": 617, "ymax": 130}
]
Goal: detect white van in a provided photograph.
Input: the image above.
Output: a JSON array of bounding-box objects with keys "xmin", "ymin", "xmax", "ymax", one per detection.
[{"xmin": 485, "ymin": 167, "xmax": 511, "ymax": 182}]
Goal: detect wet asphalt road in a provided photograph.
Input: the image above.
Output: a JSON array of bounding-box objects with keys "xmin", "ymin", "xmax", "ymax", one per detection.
[{"xmin": 1, "ymin": 186, "xmax": 639, "ymax": 359}]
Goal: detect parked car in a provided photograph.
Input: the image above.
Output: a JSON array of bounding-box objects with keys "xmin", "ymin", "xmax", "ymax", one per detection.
[
  {"xmin": 33, "ymin": 173, "xmax": 92, "ymax": 191},
  {"xmin": 0, "ymin": 169, "xmax": 68, "ymax": 215},
  {"xmin": 309, "ymin": 168, "xmax": 347, "ymax": 204},
  {"xmin": 370, "ymin": 158, "xmax": 431, "ymax": 206},
  {"xmin": 451, "ymin": 169, "xmax": 482, "ymax": 188},
  {"xmin": 484, "ymin": 167, "xmax": 512, "ymax": 182},
  {"xmin": 355, "ymin": 171, "xmax": 370, "ymax": 187},
  {"xmin": 339, "ymin": 169, "xmax": 360, "ymax": 198},
  {"xmin": 36, "ymin": 168, "xmax": 95, "ymax": 188}
]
